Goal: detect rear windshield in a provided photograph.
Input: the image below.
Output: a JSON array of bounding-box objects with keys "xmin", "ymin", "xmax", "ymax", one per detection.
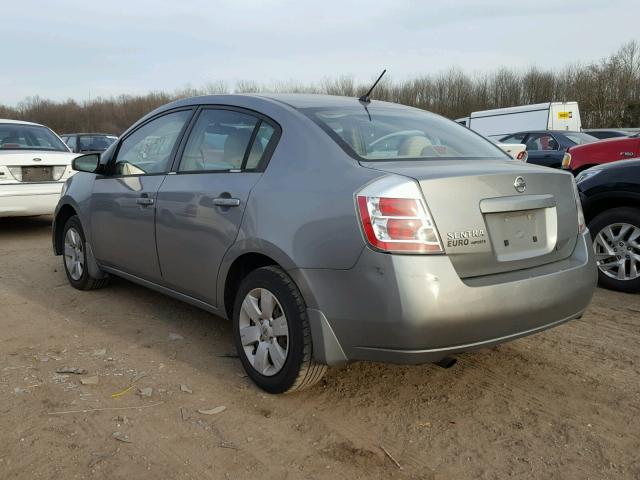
[
  {"xmin": 0, "ymin": 123, "xmax": 68, "ymax": 151},
  {"xmin": 564, "ymin": 132, "xmax": 598, "ymax": 145},
  {"xmin": 301, "ymin": 106, "xmax": 507, "ymax": 161}
]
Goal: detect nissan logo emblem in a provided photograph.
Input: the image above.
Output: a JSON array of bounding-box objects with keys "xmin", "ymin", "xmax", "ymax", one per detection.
[{"xmin": 514, "ymin": 176, "xmax": 526, "ymax": 193}]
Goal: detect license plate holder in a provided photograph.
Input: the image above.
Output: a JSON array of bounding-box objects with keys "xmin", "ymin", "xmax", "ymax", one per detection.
[
  {"xmin": 21, "ymin": 166, "xmax": 54, "ymax": 182},
  {"xmin": 485, "ymin": 207, "xmax": 557, "ymax": 262}
]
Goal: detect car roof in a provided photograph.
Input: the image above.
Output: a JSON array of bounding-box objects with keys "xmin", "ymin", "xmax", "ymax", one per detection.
[
  {"xmin": 505, "ymin": 130, "xmax": 585, "ymax": 135},
  {"xmin": 62, "ymin": 132, "xmax": 117, "ymax": 136},
  {"xmin": 583, "ymin": 128, "xmax": 640, "ymax": 132},
  {"xmin": 254, "ymin": 93, "xmax": 407, "ymax": 109},
  {"xmin": 166, "ymin": 93, "xmax": 408, "ymax": 110},
  {"xmin": 0, "ymin": 118, "xmax": 44, "ymax": 127}
]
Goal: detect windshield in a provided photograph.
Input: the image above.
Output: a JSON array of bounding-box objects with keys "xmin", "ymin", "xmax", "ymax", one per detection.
[
  {"xmin": 78, "ymin": 135, "xmax": 117, "ymax": 151},
  {"xmin": 564, "ymin": 132, "xmax": 598, "ymax": 145},
  {"xmin": 0, "ymin": 123, "xmax": 68, "ymax": 151},
  {"xmin": 301, "ymin": 106, "xmax": 508, "ymax": 161}
]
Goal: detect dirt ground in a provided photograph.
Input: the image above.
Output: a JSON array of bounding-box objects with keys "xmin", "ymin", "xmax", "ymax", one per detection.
[{"xmin": 0, "ymin": 216, "xmax": 639, "ymax": 480}]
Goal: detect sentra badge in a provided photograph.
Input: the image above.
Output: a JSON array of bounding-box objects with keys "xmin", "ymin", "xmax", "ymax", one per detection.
[{"xmin": 446, "ymin": 229, "xmax": 486, "ymax": 247}]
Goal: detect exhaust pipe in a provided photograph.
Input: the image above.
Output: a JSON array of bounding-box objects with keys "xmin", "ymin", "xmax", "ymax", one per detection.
[{"xmin": 434, "ymin": 356, "xmax": 457, "ymax": 369}]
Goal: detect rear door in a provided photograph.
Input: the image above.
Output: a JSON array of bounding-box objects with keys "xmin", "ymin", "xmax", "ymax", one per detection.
[
  {"xmin": 90, "ymin": 109, "xmax": 193, "ymax": 281},
  {"xmin": 155, "ymin": 107, "xmax": 279, "ymax": 306}
]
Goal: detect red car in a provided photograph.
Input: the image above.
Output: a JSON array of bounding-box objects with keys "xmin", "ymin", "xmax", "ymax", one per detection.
[{"xmin": 562, "ymin": 134, "xmax": 640, "ymax": 173}]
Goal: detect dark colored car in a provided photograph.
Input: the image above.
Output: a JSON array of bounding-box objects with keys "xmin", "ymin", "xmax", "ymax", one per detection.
[
  {"xmin": 563, "ymin": 135, "xmax": 640, "ymax": 174},
  {"xmin": 583, "ymin": 129, "xmax": 640, "ymax": 140},
  {"xmin": 61, "ymin": 133, "xmax": 117, "ymax": 153},
  {"xmin": 500, "ymin": 130, "xmax": 598, "ymax": 168},
  {"xmin": 577, "ymin": 159, "xmax": 640, "ymax": 293}
]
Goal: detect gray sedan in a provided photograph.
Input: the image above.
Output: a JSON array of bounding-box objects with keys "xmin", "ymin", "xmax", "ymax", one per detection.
[{"xmin": 53, "ymin": 94, "xmax": 596, "ymax": 393}]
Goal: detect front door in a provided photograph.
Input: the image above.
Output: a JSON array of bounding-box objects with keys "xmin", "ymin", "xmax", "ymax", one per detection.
[
  {"xmin": 155, "ymin": 107, "xmax": 278, "ymax": 305},
  {"xmin": 90, "ymin": 109, "xmax": 193, "ymax": 281},
  {"xmin": 524, "ymin": 133, "xmax": 564, "ymax": 168}
]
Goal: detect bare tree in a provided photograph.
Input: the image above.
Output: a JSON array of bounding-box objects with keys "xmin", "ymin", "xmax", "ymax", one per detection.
[{"xmin": 2, "ymin": 41, "xmax": 639, "ymax": 133}]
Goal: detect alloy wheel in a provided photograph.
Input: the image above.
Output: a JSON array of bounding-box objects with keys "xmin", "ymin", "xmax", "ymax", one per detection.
[
  {"xmin": 64, "ymin": 228, "xmax": 84, "ymax": 281},
  {"xmin": 593, "ymin": 222, "xmax": 640, "ymax": 281},
  {"xmin": 238, "ymin": 288, "xmax": 290, "ymax": 376}
]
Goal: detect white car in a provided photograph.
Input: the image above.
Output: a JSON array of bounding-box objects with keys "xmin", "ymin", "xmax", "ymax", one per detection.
[
  {"xmin": 0, "ymin": 119, "xmax": 78, "ymax": 217},
  {"xmin": 494, "ymin": 141, "xmax": 528, "ymax": 161}
]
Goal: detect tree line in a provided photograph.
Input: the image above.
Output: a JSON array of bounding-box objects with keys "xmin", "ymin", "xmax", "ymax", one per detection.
[{"xmin": 1, "ymin": 41, "xmax": 639, "ymax": 135}]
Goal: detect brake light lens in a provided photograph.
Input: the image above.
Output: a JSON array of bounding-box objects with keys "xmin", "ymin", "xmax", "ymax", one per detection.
[
  {"xmin": 356, "ymin": 177, "xmax": 443, "ymax": 253},
  {"xmin": 562, "ymin": 152, "xmax": 572, "ymax": 169},
  {"xmin": 8, "ymin": 167, "xmax": 22, "ymax": 181},
  {"xmin": 53, "ymin": 166, "xmax": 67, "ymax": 180}
]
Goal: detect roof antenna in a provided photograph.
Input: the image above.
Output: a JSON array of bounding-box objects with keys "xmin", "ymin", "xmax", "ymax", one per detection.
[{"xmin": 359, "ymin": 69, "xmax": 387, "ymax": 104}]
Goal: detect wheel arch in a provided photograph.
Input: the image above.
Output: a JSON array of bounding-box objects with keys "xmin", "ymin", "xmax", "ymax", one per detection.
[
  {"xmin": 573, "ymin": 164, "xmax": 598, "ymax": 175},
  {"xmin": 52, "ymin": 203, "xmax": 79, "ymax": 255},
  {"xmin": 584, "ymin": 193, "xmax": 640, "ymax": 224}
]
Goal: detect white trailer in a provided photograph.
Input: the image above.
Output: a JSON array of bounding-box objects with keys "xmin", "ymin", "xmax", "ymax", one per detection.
[{"xmin": 456, "ymin": 102, "xmax": 581, "ymax": 139}]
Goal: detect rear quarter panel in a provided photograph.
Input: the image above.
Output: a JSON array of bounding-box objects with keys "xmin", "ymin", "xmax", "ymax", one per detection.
[{"xmin": 231, "ymin": 105, "xmax": 380, "ymax": 271}]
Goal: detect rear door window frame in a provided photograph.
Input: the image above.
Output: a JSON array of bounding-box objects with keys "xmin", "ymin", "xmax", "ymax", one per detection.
[{"xmin": 170, "ymin": 104, "xmax": 281, "ymax": 175}]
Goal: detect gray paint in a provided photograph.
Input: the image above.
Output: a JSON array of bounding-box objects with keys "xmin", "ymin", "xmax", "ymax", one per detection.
[{"xmin": 53, "ymin": 93, "xmax": 596, "ymax": 366}]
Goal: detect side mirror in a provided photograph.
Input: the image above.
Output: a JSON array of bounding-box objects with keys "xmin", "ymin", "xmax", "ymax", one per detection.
[{"xmin": 72, "ymin": 153, "xmax": 100, "ymax": 173}]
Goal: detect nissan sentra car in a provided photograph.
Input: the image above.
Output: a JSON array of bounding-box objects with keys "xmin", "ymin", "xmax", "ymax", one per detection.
[
  {"xmin": 1, "ymin": 119, "xmax": 77, "ymax": 217},
  {"xmin": 52, "ymin": 94, "xmax": 597, "ymax": 393}
]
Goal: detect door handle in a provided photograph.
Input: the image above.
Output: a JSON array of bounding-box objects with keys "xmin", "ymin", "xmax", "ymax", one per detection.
[
  {"xmin": 213, "ymin": 197, "xmax": 241, "ymax": 207},
  {"xmin": 620, "ymin": 151, "xmax": 634, "ymax": 157},
  {"xmin": 136, "ymin": 197, "xmax": 155, "ymax": 206}
]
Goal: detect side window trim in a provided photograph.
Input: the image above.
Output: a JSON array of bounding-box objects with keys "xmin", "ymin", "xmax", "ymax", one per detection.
[
  {"xmin": 105, "ymin": 107, "xmax": 195, "ymax": 177},
  {"xmin": 241, "ymin": 119, "xmax": 262, "ymax": 170},
  {"xmin": 170, "ymin": 104, "xmax": 281, "ymax": 174}
]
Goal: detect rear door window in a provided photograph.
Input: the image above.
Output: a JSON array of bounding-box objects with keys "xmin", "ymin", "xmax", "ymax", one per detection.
[
  {"xmin": 245, "ymin": 123, "xmax": 276, "ymax": 170},
  {"xmin": 178, "ymin": 109, "xmax": 277, "ymax": 172},
  {"xmin": 525, "ymin": 134, "xmax": 559, "ymax": 151}
]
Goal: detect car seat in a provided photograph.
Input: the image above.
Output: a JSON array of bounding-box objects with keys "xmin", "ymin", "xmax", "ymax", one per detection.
[
  {"xmin": 223, "ymin": 130, "xmax": 253, "ymax": 169},
  {"xmin": 398, "ymin": 135, "xmax": 432, "ymax": 157}
]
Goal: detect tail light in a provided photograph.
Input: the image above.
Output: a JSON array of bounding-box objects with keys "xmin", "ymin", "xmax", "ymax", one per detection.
[
  {"xmin": 516, "ymin": 151, "xmax": 528, "ymax": 162},
  {"xmin": 562, "ymin": 152, "xmax": 572, "ymax": 169},
  {"xmin": 571, "ymin": 177, "xmax": 586, "ymax": 234},
  {"xmin": 356, "ymin": 176, "xmax": 443, "ymax": 253},
  {"xmin": 8, "ymin": 167, "xmax": 22, "ymax": 181},
  {"xmin": 53, "ymin": 166, "xmax": 67, "ymax": 180}
]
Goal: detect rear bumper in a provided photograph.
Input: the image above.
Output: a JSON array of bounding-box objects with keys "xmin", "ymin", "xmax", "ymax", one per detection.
[
  {"xmin": 0, "ymin": 183, "xmax": 63, "ymax": 217},
  {"xmin": 292, "ymin": 230, "xmax": 596, "ymax": 366}
]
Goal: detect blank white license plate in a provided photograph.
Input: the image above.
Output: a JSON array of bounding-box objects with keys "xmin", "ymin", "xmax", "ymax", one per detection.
[{"xmin": 485, "ymin": 208, "xmax": 556, "ymax": 262}]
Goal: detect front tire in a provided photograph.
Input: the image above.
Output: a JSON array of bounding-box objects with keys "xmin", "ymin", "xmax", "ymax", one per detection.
[
  {"xmin": 62, "ymin": 216, "xmax": 109, "ymax": 291},
  {"xmin": 232, "ymin": 266, "xmax": 326, "ymax": 393},
  {"xmin": 589, "ymin": 207, "xmax": 640, "ymax": 293}
]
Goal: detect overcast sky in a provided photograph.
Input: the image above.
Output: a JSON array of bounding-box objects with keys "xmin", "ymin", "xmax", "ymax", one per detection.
[{"xmin": 1, "ymin": 0, "xmax": 639, "ymax": 105}]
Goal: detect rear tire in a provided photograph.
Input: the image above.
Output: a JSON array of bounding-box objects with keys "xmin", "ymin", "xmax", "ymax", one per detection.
[
  {"xmin": 232, "ymin": 266, "xmax": 326, "ymax": 393},
  {"xmin": 588, "ymin": 207, "xmax": 640, "ymax": 293},
  {"xmin": 62, "ymin": 216, "xmax": 109, "ymax": 291}
]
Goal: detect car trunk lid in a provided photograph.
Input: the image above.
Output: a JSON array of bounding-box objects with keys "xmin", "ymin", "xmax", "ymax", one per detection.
[
  {"xmin": 361, "ymin": 159, "xmax": 579, "ymax": 278},
  {"xmin": 0, "ymin": 150, "xmax": 77, "ymax": 183}
]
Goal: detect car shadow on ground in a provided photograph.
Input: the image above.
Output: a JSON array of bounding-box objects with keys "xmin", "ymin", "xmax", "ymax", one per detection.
[
  {"xmin": 0, "ymin": 214, "xmax": 598, "ymax": 399},
  {"xmin": 0, "ymin": 215, "xmax": 53, "ymax": 232}
]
